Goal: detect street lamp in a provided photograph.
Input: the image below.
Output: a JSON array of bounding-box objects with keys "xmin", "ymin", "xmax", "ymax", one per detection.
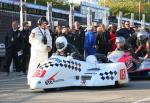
[
  {"xmin": 139, "ymin": 1, "xmax": 141, "ymax": 21},
  {"xmin": 69, "ymin": 2, "xmax": 74, "ymax": 29},
  {"xmin": 34, "ymin": 0, "xmax": 36, "ymax": 4},
  {"xmin": 20, "ymin": 0, "xmax": 23, "ymax": 29},
  {"xmin": 24, "ymin": 0, "xmax": 27, "ymax": 21}
]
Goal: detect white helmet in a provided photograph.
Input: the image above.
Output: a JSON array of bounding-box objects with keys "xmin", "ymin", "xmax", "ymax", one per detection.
[
  {"xmin": 55, "ymin": 36, "xmax": 68, "ymax": 52},
  {"xmin": 116, "ymin": 36, "xmax": 126, "ymax": 46},
  {"xmin": 137, "ymin": 30, "xmax": 148, "ymax": 41}
]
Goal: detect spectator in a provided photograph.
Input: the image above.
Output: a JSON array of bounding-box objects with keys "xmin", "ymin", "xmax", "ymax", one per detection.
[
  {"xmin": 54, "ymin": 26, "xmax": 62, "ymax": 39},
  {"xmin": 52, "ymin": 26, "xmax": 62, "ymax": 52},
  {"xmin": 4, "ymin": 21, "xmax": 24, "ymax": 76},
  {"xmin": 21, "ymin": 21, "xmax": 31, "ymax": 75},
  {"xmin": 127, "ymin": 26, "xmax": 139, "ymax": 51},
  {"xmin": 70, "ymin": 24, "xmax": 76, "ymax": 35},
  {"xmin": 109, "ymin": 24, "xmax": 117, "ymax": 51},
  {"xmin": 144, "ymin": 39, "xmax": 150, "ymax": 59},
  {"xmin": 145, "ymin": 28, "xmax": 150, "ymax": 40},
  {"xmin": 84, "ymin": 26, "xmax": 96, "ymax": 57},
  {"xmin": 62, "ymin": 26, "xmax": 73, "ymax": 44},
  {"xmin": 46, "ymin": 24, "xmax": 54, "ymax": 57},
  {"xmin": 72, "ymin": 21, "xmax": 85, "ymax": 55},
  {"xmin": 116, "ymin": 21, "xmax": 135, "ymax": 39},
  {"xmin": 28, "ymin": 17, "xmax": 52, "ymax": 85},
  {"xmin": 96, "ymin": 24, "xmax": 110, "ymax": 56}
]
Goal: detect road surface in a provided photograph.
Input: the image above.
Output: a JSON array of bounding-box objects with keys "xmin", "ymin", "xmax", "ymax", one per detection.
[{"xmin": 0, "ymin": 72, "xmax": 150, "ymax": 103}]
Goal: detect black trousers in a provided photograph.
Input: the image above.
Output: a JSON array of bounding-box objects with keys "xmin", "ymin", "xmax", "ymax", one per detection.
[
  {"xmin": 22, "ymin": 54, "xmax": 30, "ymax": 73},
  {"xmin": 4, "ymin": 50, "xmax": 20, "ymax": 73}
]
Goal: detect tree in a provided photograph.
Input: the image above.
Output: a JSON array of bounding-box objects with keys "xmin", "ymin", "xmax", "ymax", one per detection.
[{"xmin": 99, "ymin": 0, "xmax": 150, "ymax": 22}]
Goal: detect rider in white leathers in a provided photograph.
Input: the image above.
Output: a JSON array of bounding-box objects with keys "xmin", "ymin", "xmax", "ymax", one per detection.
[{"xmin": 27, "ymin": 17, "xmax": 52, "ymax": 84}]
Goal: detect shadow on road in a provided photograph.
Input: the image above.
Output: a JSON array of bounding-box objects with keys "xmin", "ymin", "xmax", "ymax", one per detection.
[{"xmin": 29, "ymin": 80, "xmax": 150, "ymax": 93}]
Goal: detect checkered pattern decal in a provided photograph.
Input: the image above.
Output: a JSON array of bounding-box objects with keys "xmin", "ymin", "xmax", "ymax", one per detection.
[
  {"xmin": 41, "ymin": 60, "xmax": 81, "ymax": 72},
  {"xmin": 99, "ymin": 71, "xmax": 117, "ymax": 80}
]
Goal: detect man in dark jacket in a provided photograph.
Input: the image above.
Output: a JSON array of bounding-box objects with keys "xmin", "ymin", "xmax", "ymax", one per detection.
[
  {"xmin": 72, "ymin": 21, "xmax": 85, "ymax": 55},
  {"xmin": 4, "ymin": 21, "xmax": 24, "ymax": 76},
  {"xmin": 21, "ymin": 21, "xmax": 31, "ymax": 75},
  {"xmin": 116, "ymin": 21, "xmax": 135, "ymax": 39}
]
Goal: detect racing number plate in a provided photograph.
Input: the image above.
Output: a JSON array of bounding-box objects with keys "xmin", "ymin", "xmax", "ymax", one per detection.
[
  {"xmin": 120, "ymin": 69, "xmax": 126, "ymax": 80},
  {"xmin": 33, "ymin": 69, "xmax": 46, "ymax": 77}
]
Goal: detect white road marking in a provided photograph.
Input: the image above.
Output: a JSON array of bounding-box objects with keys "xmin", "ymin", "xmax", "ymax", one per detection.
[
  {"xmin": 0, "ymin": 76, "xmax": 26, "ymax": 82},
  {"xmin": 132, "ymin": 97, "xmax": 150, "ymax": 103}
]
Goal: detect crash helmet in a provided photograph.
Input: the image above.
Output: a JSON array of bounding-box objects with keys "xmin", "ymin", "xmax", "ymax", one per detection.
[
  {"xmin": 55, "ymin": 36, "xmax": 68, "ymax": 52},
  {"xmin": 137, "ymin": 30, "xmax": 148, "ymax": 42},
  {"xmin": 115, "ymin": 36, "xmax": 126, "ymax": 46}
]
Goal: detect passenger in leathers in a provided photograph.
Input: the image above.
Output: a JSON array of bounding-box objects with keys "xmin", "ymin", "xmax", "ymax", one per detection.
[
  {"xmin": 27, "ymin": 17, "xmax": 52, "ymax": 84},
  {"xmin": 135, "ymin": 31, "xmax": 148, "ymax": 58}
]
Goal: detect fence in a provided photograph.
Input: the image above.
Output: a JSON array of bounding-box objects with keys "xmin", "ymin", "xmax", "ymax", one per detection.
[{"xmin": 0, "ymin": 9, "xmax": 68, "ymax": 42}]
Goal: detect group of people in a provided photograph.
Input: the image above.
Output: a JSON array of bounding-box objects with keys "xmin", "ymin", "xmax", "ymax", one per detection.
[
  {"xmin": 4, "ymin": 16, "xmax": 150, "ymax": 84},
  {"xmin": 4, "ymin": 20, "xmax": 31, "ymax": 76}
]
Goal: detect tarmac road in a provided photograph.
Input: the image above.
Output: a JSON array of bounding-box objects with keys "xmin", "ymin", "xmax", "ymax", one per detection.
[{"xmin": 0, "ymin": 72, "xmax": 150, "ymax": 103}]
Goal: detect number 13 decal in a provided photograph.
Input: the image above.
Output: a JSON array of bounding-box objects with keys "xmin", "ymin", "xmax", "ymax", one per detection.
[{"xmin": 120, "ymin": 69, "xmax": 126, "ymax": 80}]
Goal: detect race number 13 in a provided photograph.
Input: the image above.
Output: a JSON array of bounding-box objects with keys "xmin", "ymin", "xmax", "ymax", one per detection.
[{"xmin": 120, "ymin": 69, "xmax": 126, "ymax": 80}]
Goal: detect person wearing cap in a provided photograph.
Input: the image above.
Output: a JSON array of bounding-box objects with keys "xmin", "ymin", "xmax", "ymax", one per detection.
[{"xmin": 27, "ymin": 16, "xmax": 52, "ymax": 85}]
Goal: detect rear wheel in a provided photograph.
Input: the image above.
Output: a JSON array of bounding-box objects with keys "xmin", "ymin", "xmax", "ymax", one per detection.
[
  {"xmin": 43, "ymin": 88, "xmax": 52, "ymax": 92},
  {"xmin": 114, "ymin": 81, "xmax": 120, "ymax": 88}
]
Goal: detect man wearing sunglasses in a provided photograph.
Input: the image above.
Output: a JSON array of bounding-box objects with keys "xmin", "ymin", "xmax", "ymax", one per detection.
[
  {"xmin": 27, "ymin": 16, "xmax": 52, "ymax": 85},
  {"xmin": 116, "ymin": 21, "xmax": 135, "ymax": 40}
]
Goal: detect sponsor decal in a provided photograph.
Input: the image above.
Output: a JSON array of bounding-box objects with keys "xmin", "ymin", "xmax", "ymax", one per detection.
[
  {"xmin": 81, "ymin": 80, "xmax": 86, "ymax": 86},
  {"xmin": 45, "ymin": 79, "xmax": 64, "ymax": 85},
  {"xmin": 125, "ymin": 59, "xmax": 133, "ymax": 69},
  {"xmin": 45, "ymin": 72, "xmax": 64, "ymax": 85},
  {"xmin": 120, "ymin": 69, "xmax": 126, "ymax": 80},
  {"xmin": 49, "ymin": 58, "xmax": 62, "ymax": 63},
  {"xmin": 33, "ymin": 69, "xmax": 46, "ymax": 77}
]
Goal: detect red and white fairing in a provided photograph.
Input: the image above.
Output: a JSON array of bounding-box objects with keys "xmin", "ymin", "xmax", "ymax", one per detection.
[
  {"xmin": 108, "ymin": 50, "xmax": 134, "ymax": 71},
  {"xmin": 108, "ymin": 50, "xmax": 150, "ymax": 78},
  {"xmin": 30, "ymin": 54, "xmax": 129, "ymax": 89}
]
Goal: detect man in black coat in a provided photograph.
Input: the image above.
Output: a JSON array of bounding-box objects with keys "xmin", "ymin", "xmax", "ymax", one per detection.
[
  {"xmin": 4, "ymin": 21, "xmax": 24, "ymax": 76},
  {"xmin": 72, "ymin": 21, "xmax": 85, "ymax": 55},
  {"xmin": 21, "ymin": 21, "xmax": 31, "ymax": 75},
  {"xmin": 116, "ymin": 21, "xmax": 135, "ymax": 39}
]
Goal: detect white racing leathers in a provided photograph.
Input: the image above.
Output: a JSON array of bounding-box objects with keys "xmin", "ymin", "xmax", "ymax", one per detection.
[{"xmin": 27, "ymin": 27, "xmax": 52, "ymax": 85}]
